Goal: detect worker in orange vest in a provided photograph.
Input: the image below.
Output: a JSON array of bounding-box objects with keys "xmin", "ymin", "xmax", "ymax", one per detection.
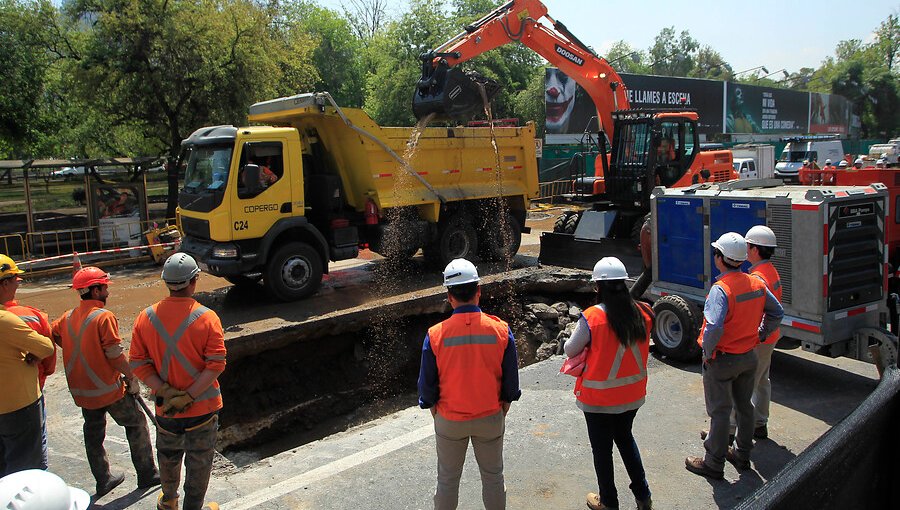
[
  {"xmin": 418, "ymin": 258, "xmax": 520, "ymax": 510},
  {"xmin": 3, "ymin": 259, "xmax": 57, "ymax": 471},
  {"xmin": 685, "ymin": 233, "xmax": 782, "ymax": 480},
  {"xmin": 129, "ymin": 253, "xmax": 225, "ymax": 510},
  {"xmin": 0, "ymin": 255, "xmax": 55, "ymax": 477},
  {"xmin": 564, "ymin": 257, "xmax": 654, "ymax": 510},
  {"xmin": 51, "ymin": 267, "xmax": 159, "ymax": 501}
]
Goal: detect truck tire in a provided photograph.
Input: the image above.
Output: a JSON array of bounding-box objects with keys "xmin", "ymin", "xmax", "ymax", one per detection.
[
  {"xmin": 424, "ymin": 214, "xmax": 479, "ymax": 267},
  {"xmin": 553, "ymin": 212, "xmax": 573, "ymax": 233},
  {"xmin": 479, "ymin": 213, "xmax": 522, "ymax": 261},
  {"xmin": 264, "ymin": 242, "xmax": 323, "ymax": 301},
  {"xmin": 651, "ymin": 295, "xmax": 702, "ymax": 361},
  {"xmin": 564, "ymin": 212, "xmax": 580, "ymax": 234}
]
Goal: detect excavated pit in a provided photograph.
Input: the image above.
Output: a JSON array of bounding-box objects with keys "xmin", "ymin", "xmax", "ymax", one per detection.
[{"xmin": 215, "ymin": 266, "xmax": 602, "ymax": 465}]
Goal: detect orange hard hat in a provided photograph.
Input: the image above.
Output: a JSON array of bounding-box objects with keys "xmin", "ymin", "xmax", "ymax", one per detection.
[{"xmin": 72, "ymin": 266, "xmax": 110, "ymax": 291}]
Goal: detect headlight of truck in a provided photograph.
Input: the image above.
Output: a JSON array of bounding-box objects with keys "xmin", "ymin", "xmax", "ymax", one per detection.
[{"xmin": 212, "ymin": 244, "xmax": 239, "ymax": 258}]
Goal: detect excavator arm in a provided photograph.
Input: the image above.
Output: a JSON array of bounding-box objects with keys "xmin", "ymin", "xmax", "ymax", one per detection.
[{"xmin": 414, "ymin": 0, "xmax": 629, "ymax": 143}]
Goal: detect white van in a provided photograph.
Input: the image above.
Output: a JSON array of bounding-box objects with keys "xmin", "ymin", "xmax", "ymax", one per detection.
[
  {"xmin": 775, "ymin": 138, "xmax": 844, "ymax": 182},
  {"xmin": 733, "ymin": 158, "xmax": 758, "ymax": 179}
]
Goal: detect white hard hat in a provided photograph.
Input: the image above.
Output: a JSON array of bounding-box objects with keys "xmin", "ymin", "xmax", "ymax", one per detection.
[
  {"xmin": 838, "ymin": 160, "xmax": 848, "ymax": 167},
  {"xmin": 711, "ymin": 232, "xmax": 748, "ymax": 262},
  {"xmin": 825, "ymin": 158, "xmax": 832, "ymax": 165},
  {"xmin": 877, "ymin": 159, "xmax": 886, "ymax": 166},
  {"xmin": 854, "ymin": 158, "xmax": 864, "ymax": 165},
  {"xmin": 881, "ymin": 153, "xmax": 888, "ymax": 159},
  {"xmin": 745, "ymin": 225, "xmax": 777, "ymax": 247},
  {"xmin": 0, "ymin": 470, "xmax": 90, "ymax": 510},
  {"xmin": 162, "ymin": 252, "xmax": 201, "ymax": 289},
  {"xmin": 591, "ymin": 257, "xmax": 628, "ymax": 281},
  {"xmin": 443, "ymin": 258, "xmax": 479, "ymax": 286}
]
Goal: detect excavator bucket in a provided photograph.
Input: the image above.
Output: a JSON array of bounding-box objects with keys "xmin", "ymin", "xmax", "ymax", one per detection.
[{"xmin": 413, "ymin": 61, "xmax": 500, "ymax": 122}]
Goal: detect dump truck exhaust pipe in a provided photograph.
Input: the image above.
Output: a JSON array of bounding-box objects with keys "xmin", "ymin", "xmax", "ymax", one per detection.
[{"xmin": 413, "ymin": 56, "xmax": 501, "ymax": 122}]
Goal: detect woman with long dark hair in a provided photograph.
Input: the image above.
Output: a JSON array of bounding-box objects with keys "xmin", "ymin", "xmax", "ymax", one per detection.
[{"xmin": 564, "ymin": 257, "xmax": 654, "ymax": 510}]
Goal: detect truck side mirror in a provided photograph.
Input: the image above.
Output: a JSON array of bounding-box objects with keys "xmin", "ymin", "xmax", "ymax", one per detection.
[{"xmin": 241, "ymin": 164, "xmax": 262, "ymax": 196}]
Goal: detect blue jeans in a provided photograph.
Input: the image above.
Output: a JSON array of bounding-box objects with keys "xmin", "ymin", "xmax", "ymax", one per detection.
[
  {"xmin": 0, "ymin": 397, "xmax": 44, "ymax": 477},
  {"xmin": 583, "ymin": 409, "xmax": 651, "ymax": 509}
]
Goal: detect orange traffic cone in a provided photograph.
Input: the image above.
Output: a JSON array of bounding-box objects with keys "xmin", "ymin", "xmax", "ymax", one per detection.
[{"xmin": 72, "ymin": 252, "xmax": 82, "ymax": 276}]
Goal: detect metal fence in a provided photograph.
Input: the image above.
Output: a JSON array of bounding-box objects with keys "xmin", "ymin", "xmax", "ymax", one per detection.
[
  {"xmin": 536, "ymin": 179, "xmax": 573, "ymax": 203},
  {"xmin": 0, "ymin": 234, "xmax": 26, "ymax": 259}
]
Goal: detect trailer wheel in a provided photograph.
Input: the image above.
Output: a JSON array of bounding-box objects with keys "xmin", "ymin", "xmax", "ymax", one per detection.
[
  {"xmin": 652, "ymin": 295, "xmax": 702, "ymax": 361},
  {"xmin": 425, "ymin": 214, "xmax": 478, "ymax": 267},
  {"xmin": 563, "ymin": 212, "xmax": 580, "ymax": 234},
  {"xmin": 479, "ymin": 212, "xmax": 521, "ymax": 261},
  {"xmin": 553, "ymin": 212, "xmax": 573, "ymax": 233},
  {"xmin": 264, "ymin": 241, "xmax": 323, "ymax": 301}
]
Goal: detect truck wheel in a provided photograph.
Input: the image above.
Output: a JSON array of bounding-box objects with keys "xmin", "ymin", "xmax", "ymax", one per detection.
[
  {"xmin": 553, "ymin": 212, "xmax": 573, "ymax": 233},
  {"xmin": 652, "ymin": 295, "xmax": 702, "ymax": 361},
  {"xmin": 264, "ymin": 242, "xmax": 323, "ymax": 301},
  {"xmin": 425, "ymin": 214, "xmax": 478, "ymax": 267},
  {"xmin": 479, "ymin": 213, "xmax": 521, "ymax": 261},
  {"xmin": 225, "ymin": 275, "xmax": 261, "ymax": 288},
  {"xmin": 564, "ymin": 213, "xmax": 580, "ymax": 234}
]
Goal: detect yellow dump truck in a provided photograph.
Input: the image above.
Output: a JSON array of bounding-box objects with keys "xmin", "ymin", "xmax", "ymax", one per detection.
[{"xmin": 176, "ymin": 92, "xmax": 539, "ymax": 300}]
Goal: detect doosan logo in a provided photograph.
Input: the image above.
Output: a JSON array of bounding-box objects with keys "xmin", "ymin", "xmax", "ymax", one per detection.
[{"xmin": 555, "ymin": 45, "xmax": 584, "ymax": 66}]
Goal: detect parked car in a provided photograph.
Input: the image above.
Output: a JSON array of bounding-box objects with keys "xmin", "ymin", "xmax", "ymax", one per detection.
[{"xmin": 50, "ymin": 166, "xmax": 87, "ymax": 181}]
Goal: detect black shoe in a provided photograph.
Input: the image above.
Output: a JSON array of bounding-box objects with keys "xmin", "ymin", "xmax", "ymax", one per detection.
[
  {"xmin": 726, "ymin": 447, "xmax": 751, "ymax": 471},
  {"xmin": 754, "ymin": 424, "xmax": 768, "ymax": 439},
  {"xmin": 699, "ymin": 429, "xmax": 734, "ymax": 445},
  {"xmin": 685, "ymin": 456, "xmax": 724, "ymax": 480},
  {"xmin": 94, "ymin": 472, "xmax": 125, "ymax": 501},
  {"xmin": 138, "ymin": 473, "xmax": 161, "ymax": 489}
]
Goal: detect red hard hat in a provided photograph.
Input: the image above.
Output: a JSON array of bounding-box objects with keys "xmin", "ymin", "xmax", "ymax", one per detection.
[{"xmin": 72, "ymin": 266, "xmax": 110, "ymax": 290}]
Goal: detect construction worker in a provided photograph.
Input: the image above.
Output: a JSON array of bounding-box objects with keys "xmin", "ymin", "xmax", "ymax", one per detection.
[
  {"xmin": 837, "ymin": 160, "xmax": 848, "ymax": 169},
  {"xmin": 3, "ymin": 266, "xmax": 56, "ymax": 471},
  {"xmin": 0, "ymin": 256, "xmax": 55, "ymax": 477},
  {"xmin": 564, "ymin": 257, "xmax": 654, "ymax": 510},
  {"xmin": 798, "ymin": 160, "xmax": 811, "ymax": 184},
  {"xmin": 876, "ymin": 158, "xmax": 886, "ymax": 169},
  {"xmin": 129, "ymin": 253, "xmax": 226, "ymax": 510},
  {"xmin": 853, "ymin": 157, "xmax": 864, "ymax": 169},
  {"xmin": 418, "ymin": 258, "xmax": 521, "ymax": 510},
  {"xmin": 51, "ymin": 267, "xmax": 159, "ymax": 501},
  {"xmin": 685, "ymin": 233, "xmax": 782, "ymax": 480}
]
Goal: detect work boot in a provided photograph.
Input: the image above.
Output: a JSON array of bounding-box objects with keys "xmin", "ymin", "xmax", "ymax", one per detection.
[
  {"xmin": 157, "ymin": 493, "xmax": 178, "ymax": 510},
  {"xmin": 586, "ymin": 492, "xmax": 617, "ymax": 509},
  {"xmin": 684, "ymin": 456, "xmax": 724, "ymax": 480},
  {"xmin": 138, "ymin": 473, "xmax": 161, "ymax": 489},
  {"xmin": 700, "ymin": 429, "xmax": 734, "ymax": 445},
  {"xmin": 754, "ymin": 424, "xmax": 768, "ymax": 439},
  {"xmin": 636, "ymin": 496, "xmax": 653, "ymax": 510},
  {"xmin": 94, "ymin": 472, "xmax": 125, "ymax": 501},
  {"xmin": 726, "ymin": 447, "xmax": 751, "ymax": 471},
  {"xmin": 202, "ymin": 504, "xmax": 220, "ymax": 510}
]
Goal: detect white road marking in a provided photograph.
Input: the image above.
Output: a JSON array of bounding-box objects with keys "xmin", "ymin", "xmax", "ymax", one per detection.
[{"xmin": 222, "ymin": 424, "xmax": 434, "ymax": 510}]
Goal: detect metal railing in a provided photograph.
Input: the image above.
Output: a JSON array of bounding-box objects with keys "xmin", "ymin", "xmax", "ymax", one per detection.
[
  {"xmin": 0, "ymin": 234, "xmax": 26, "ymax": 259},
  {"xmin": 536, "ymin": 179, "xmax": 573, "ymax": 204}
]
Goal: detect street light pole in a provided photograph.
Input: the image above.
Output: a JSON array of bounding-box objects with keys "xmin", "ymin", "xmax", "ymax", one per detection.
[
  {"xmin": 757, "ymin": 69, "xmax": 789, "ymax": 83},
  {"xmin": 732, "ymin": 65, "xmax": 769, "ymax": 80}
]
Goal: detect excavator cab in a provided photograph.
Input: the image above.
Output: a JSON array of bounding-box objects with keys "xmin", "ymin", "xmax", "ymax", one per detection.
[
  {"xmin": 604, "ymin": 110, "xmax": 700, "ymax": 211},
  {"xmin": 413, "ymin": 57, "xmax": 501, "ymax": 122}
]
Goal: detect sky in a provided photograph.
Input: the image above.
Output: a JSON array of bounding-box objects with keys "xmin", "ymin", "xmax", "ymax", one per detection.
[{"xmin": 315, "ymin": 0, "xmax": 899, "ymax": 75}]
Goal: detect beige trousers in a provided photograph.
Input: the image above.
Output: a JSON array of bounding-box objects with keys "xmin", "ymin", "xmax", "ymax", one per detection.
[{"xmin": 433, "ymin": 410, "xmax": 506, "ymax": 510}]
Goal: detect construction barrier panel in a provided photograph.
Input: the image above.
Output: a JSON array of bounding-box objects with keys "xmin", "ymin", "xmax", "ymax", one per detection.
[
  {"xmin": 735, "ymin": 366, "xmax": 900, "ymax": 509},
  {"xmin": 0, "ymin": 234, "xmax": 26, "ymax": 259}
]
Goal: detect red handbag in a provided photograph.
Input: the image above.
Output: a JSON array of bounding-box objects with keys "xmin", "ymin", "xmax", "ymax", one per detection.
[{"xmin": 559, "ymin": 348, "xmax": 588, "ymax": 377}]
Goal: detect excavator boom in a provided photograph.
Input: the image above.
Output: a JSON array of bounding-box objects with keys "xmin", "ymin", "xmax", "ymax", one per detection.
[{"xmin": 413, "ymin": 0, "xmax": 628, "ymax": 142}]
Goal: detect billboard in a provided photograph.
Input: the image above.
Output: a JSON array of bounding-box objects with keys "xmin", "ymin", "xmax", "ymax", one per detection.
[
  {"xmin": 809, "ymin": 92, "xmax": 850, "ymax": 135},
  {"xmin": 724, "ymin": 82, "xmax": 808, "ymax": 134},
  {"xmin": 620, "ymin": 73, "xmax": 724, "ymax": 135}
]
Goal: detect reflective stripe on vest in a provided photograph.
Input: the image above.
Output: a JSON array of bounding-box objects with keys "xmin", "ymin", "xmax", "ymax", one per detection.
[
  {"xmin": 443, "ymin": 334, "xmax": 498, "ymax": 347},
  {"xmin": 64, "ymin": 308, "xmax": 123, "ymax": 398},
  {"xmin": 17, "ymin": 314, "xmax": 41, "ymax": 324},
  {"xmin": 581, "ymin": 342, "xmax": 646, "ymax": 390},
  {"xmin": 142, "ymin": 305, "xmax": 220, "ymax": 403}
]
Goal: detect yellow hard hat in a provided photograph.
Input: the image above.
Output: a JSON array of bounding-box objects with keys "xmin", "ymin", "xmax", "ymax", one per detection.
[{"xmin": 0, "ymin": 254, "xmax": 24, "ymax": 280}]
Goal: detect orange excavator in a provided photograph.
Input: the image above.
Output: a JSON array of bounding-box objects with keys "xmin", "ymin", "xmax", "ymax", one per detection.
[
  {"xmin": 413, "ymin": 0, "xmax": 736, "ymax": 279},
  {"xmin": 413, "ymin": 0, "xmax": 736, "ymax": 215}
]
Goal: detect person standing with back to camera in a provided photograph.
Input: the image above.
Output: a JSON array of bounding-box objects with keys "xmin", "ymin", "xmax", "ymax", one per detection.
[{"xmin": 564, "ymin": 257, "xmax": 654, "ymax": 510}]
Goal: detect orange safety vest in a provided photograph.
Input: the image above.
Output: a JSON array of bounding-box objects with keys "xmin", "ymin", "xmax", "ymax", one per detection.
[
  {"xmin": 697, "ymin": 271, "xmax": 768, "ymax": 355},
  {"xmin": 428, "ymin": 311, "xmax": 509, "ymax": 421},
  {"xmin": 5, "ymin": 301, "xmax": 55, "ymax": 389},
  {"xmin": 751, "ymin": 261, "xmax": 782, "ymax": 345},
  {"xmin": 129, "ymin": 299, "xmax": 225, "ymax": 418},
  {"xmin": 55, "ymin": 305, "xmax": 125, "ymax": 409},
  {"xmin": 575, "ymin": 303, "xmax": 653, "ymax": 412}
]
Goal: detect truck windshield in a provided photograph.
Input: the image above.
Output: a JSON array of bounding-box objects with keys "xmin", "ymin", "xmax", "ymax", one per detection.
[
  {"xmin": 183, "ymin": 145, "xmax": 233, "ymax": 193},
  {"xmin": 780, "ymin": 150, "xmax": 809, "ymax": 163}
]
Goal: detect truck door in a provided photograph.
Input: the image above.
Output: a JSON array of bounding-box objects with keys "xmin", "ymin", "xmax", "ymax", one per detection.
[{"xmin": 231, "ymin": 141, "xmax": 291, "ymax": 241}]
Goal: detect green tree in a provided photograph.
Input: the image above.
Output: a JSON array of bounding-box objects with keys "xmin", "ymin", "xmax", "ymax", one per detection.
[
  {"xmin": 648, "ymin": 27, "xmax": 698, "ymax": 77},
  {"xmin": 690, "ymin": 46, "xmax": 731, "ymax": 80},
  {"xmin": 605, "ymin": 40, "xmax": 646, "ymax": 74},
  {"xmin": 874, "ymin": 14, "xmax": 899, "ymax": 72}
]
